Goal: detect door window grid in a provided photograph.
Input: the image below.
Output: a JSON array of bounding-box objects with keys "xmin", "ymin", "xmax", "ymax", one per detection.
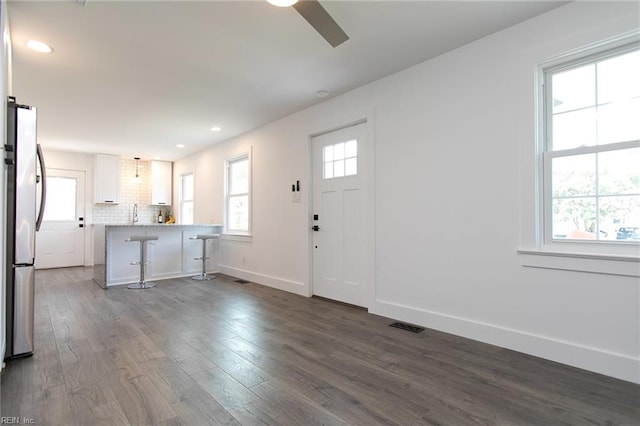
[
  {"xmin": 543, "ymin": 45, "xmax": 640, "ymax": 244},
  {"xmin": 323, "ymin": 140, "xmax": 357, "ymax": 179}
]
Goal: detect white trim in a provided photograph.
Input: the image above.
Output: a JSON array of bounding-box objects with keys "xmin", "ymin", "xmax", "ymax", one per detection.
[
  {"xmin": 534, "ymin": 32, "xmax": 640, "ymax": 259},
  {"xmin": 179, "ymin": 172, "xmax": 194, "ymax": 225},
  {"xmin": 223, "ymin": 148, "xmax": 252, "ymax": 235},
  {"xmin": 218, "ymin": 264, "xmax": 307, "ymax": 296},
  {"xmin": 220, "ymin": 233, "xmax": 252, "ymax": 243},
  {"xmin": 372, "ymin": 299, "xmax": 640, "ymax": 384},
  {"xmin": 518, "ymin": 249, "xmax": 639, "ymax": 277},
  {"xmin": 537, "ymin": 30, "xmax": 639, "ymax": 72},
  {"xmin": 309, "ymin": 117, "xmax": 367, "ymax": 139},
  {"xmin": 308, "ymin": 111, "xmax": 376, "ymax": 309}
]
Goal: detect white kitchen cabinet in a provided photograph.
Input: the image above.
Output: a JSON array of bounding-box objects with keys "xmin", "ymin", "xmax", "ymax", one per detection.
[
  {"xmin": 151, "ymin": 160, "xmax": 172, "ymax": 206},
  {"xmin": 94, "ymin": 154, "xmax": 121, "ymax": 204}
]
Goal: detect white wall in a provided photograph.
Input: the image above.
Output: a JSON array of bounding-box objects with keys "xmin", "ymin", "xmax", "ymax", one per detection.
[{"xmin": 175, "ymin": 2, "xmax": 639, "ymax": 383}]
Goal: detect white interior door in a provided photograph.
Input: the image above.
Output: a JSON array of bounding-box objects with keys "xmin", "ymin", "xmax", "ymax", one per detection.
[
  {"xmin": 36, "ymin": 169, "xmax": 86, "ymax": 269},
  {"xmin": 312, "ymin": 122, "xmax": 370, "ymax": 307}
]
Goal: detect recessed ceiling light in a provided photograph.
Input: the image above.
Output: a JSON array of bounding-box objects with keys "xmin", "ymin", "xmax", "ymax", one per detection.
[
  {"xmin": 210, "ymin": 126, "xmax": 222, "ymax": 132},
  {"xmin": 26, "ymin": 40, "xmax": 53, "ymax": 53},
  {"xmin": 267, "ymin": 0, "xmax": 298, "ymax": 7},
  {"xmin": 176, "ymin": 144, "xmax": 185, "ymax": 148}
]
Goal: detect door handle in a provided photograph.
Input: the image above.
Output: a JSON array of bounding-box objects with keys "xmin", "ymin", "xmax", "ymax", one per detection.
[
  {"xmin": 312, "ymin": 225, "xmax": 320, "ymax": 231},
  {"xmin": 36, "ymin": 144, "xmax": 47, "ymax": 232}
]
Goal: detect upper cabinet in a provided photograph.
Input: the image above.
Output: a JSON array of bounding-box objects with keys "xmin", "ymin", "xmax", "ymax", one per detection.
[
  {"xmin": 94, "ymin": 154, "xmax": 121, "ymax": 204},
  {"xmin": 151, "ymin": 160, "xmax": 172, "ymax": 206}
]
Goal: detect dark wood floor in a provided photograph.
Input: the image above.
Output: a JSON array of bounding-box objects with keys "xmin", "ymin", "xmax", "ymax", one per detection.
[{"xmin": 1, "ymin": 268, "xmax": 638, "ymax": 425}]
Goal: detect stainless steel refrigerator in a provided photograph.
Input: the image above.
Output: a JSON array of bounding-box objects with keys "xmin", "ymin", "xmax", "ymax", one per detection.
[{"xmin": 4, "ymin": 96, "xmax": 46, "ymax": 359}]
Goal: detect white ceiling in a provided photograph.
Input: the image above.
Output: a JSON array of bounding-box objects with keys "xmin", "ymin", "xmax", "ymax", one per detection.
[{"xmin": 8, "ymin": 0, "xmax": 566, "ymax": 161}]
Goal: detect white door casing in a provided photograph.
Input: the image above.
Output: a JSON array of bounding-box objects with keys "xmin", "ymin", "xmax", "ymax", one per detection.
[
  {"xmin": 311, "ymin": 121, "xmax": 371, "ymax": 308},
  {"xmin": 36, "ymin": 169, "xmax": 86, "ymax": 269}
]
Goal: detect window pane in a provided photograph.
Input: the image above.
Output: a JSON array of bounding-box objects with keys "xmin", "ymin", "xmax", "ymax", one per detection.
[
  {"xmin": 598, "ymin": 148, "xmax": 640, "ymax": 195},
  {"xmin": 334, "ymin": 143, "xmax": 345, "ymax": 160},
  {"xmin": 552, "ymin": 64, "xmax": 595, "ymax": 114},
  {"xmin": 552, "ymin": 108, "xmax": 597, "ymax": 150},
  {"xmin": 345, "ymin": 140, "xmax": 357, "ymax": 158},
  {"xmin": 324, "ymin": 145, "xmax": 334, "ymax": 162},
  {"xmin": 334, "ymin": 160, "xmax": 345, "ymax": 177},
  {"xmin": 324, "ymin": 162, "xmax": 334, "ymax": 179},
  {"xmin": 597, "ymin": 98, "xmax": 640, "ymax": 145},
  {"xmin": 552, "ymin": 197, "xmax": 597, "ymax": 239},
  {"xmin": 552, "ymin": 154, "xmax": 596, "ymax": 197},
  {"xmin": 182, "ymin": 173, "xmax": 193, "ymax": 201},
  {"xmin": 43, "ymin": 176, "xmax": 76, "ymax": 221},
  {"xmin": 182, "ymin": 201, "xmax": 194, "ymax": 225},
  {"xmin": 545, "ymin": 47, "xmax": 639, "ymax": 248},
  {"xmin": 598, "ymin": 50, "xmax": 640, "ymax": 104},
  {"xmin": 600, "ymin": 196, "xmax": 640, "ymax": 240},
  {"xmin": 228, "ymin": 195, "xmax": 249, "ymax": 231},
  {"xmin": 345, "ymin": 158, "xmax": 357, "ymax": 176},
  {"xmin": 230, "ymin": 159, "xmax": 248, "ymax": 195}
]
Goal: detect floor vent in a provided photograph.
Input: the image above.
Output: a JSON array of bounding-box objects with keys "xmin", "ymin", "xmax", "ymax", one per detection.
[
  {"xmin": 234, "ymin": 279, "xmax": 250, "ymax": 284},
  {"xmin": 389, "ymin": 322, "xmax": 425, "ymax": 333}
]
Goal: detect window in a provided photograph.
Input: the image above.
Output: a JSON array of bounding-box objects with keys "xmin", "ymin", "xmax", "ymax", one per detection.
[
  {"xmin": 225, "ymin": 154, "xmax": 250, "ymax": 234},
  {"xmin": 540, "ymin": 42, "xmax": 640, "ymax": 249},
  {"xmin": 180, "ymin": 173, "xmax": 194, "ymax": 225},
  {"xmin": 323, "ymin": 139, "xmax": 357, "ymax": 179},
  {"xmin": 43, "ymin": 176, "xmax": 76, "ymax": 221}
]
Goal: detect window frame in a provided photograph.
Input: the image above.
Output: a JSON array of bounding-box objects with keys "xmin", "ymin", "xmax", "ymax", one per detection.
[
  {"xmin": 535, "ymin": 34, "xmax": 640, "ymax": 259},
  {"xmin": 322, "ymin": 139, "xmax": 358, "ymax": 180},
  {"xmin": 224, "ymin": 151, "xmax": 251, "ymax": 236},
  {"xmin": 180, "ymin": 172, "xmax": 194, "ymax": 225}
]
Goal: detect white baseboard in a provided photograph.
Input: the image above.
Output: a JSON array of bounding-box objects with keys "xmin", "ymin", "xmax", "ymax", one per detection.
[
  {"xmin": 218, "ymin": 264, "xmax": 308, "ymax": 296},
  {"xmin": 373, "ymin": 299, "xmax": 640, "ymax": 384}
]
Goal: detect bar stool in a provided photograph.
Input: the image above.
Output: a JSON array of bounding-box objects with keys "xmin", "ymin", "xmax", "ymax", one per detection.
[
  {"xmin": 125, "ymin": 235, "xmax": 159, "ymax": 289},
  {"xmin": 190, "ymin": 234, "xmax": 220, "ymax": 280}
]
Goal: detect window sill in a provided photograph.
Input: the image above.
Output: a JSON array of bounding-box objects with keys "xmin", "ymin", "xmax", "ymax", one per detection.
[
  {"xmin": 221, "ymin": 233, "xmax": 253, "ymax": 243},
  {"xmin": 517, "ymin": 249, "xmax": 639, "ymax": 277}
]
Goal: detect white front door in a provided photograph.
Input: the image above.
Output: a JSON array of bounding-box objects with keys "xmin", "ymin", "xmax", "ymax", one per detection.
[
  {"xmin": 36, "ymin": 169, "xmax": 86, "ymax": 269},
  {"xmin": 312, "ymin": 122, "xmax": 370, "ymax": 308}
]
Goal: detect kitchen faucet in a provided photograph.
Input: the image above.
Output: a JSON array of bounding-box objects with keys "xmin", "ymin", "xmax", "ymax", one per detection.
[{"xmin": 133, "ymin": 203, "xmax": 138, "ymax": 223}]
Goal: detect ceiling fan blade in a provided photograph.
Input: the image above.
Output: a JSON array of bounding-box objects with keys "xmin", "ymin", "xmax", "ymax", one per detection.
[{"xmin": 292, "ymin": 0, "xmax": 349, "ymax": 48}]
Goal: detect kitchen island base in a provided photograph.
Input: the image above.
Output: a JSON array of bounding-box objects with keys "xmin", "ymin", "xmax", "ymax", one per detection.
[{"xmin": 93, "ymin": 224, "xmax": 223, "ymax": 288}]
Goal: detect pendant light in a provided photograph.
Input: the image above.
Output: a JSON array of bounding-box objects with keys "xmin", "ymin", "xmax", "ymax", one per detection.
[{"xmin": 134, "ymin": 157, "xmax": 141, "ymax": 183}]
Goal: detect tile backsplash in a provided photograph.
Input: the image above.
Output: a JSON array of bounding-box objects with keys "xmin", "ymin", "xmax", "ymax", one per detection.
[{"xmin": 93, "ymin": 158, "xmax": 172, "ymax": 224}]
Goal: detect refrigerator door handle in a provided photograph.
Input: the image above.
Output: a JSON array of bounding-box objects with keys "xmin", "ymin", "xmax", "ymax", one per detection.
[{"xmin": 36, "ymin": 143, "xmax": 47, "ymax": 232}]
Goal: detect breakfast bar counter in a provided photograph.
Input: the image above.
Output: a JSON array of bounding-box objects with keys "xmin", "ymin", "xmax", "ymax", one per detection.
[{"xmin": 93, "ymin": 224, "xmax": 223, "ymax": 288}]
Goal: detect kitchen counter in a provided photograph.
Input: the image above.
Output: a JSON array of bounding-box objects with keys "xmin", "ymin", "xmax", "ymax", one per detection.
[{"xmin": 93, "ymin": 224, "xmax": 224, "ymax": 287}]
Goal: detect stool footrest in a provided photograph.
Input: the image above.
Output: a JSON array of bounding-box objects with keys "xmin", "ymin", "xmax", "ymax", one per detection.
[
  {"xmin": 125, "ymin": 234, "xmax": 159, "ymax": 290},
  {"xmin": 193, "ymin": 257, "xmax": 211, "ymax": 261}
]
